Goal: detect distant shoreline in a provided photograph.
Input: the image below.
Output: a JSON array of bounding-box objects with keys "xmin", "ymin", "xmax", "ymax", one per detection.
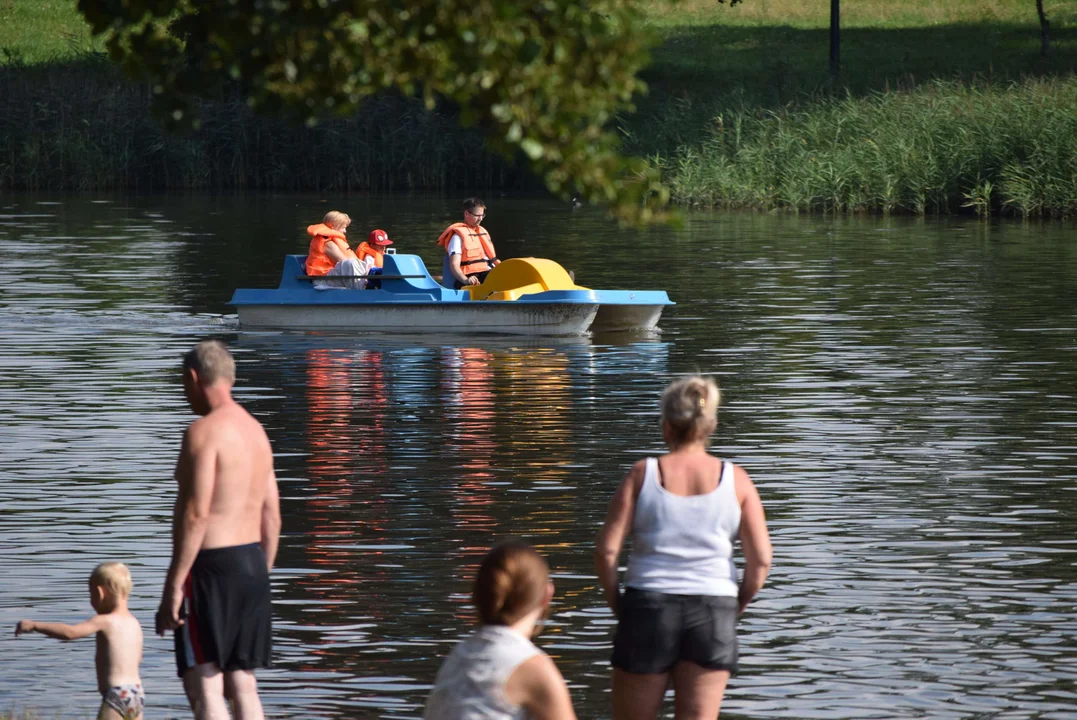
[{"xmin": 2, "ymin": 0, "xmax": 1076, "ymax": 217}]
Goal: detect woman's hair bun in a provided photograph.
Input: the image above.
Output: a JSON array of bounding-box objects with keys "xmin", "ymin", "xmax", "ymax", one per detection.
[
  {"xmin": 660, "ymin": 375, "xmax": 720, "ymax": 446},
  {"xmin": 473, "ymin": 540, "xmax": 549, "ymax": 626}
]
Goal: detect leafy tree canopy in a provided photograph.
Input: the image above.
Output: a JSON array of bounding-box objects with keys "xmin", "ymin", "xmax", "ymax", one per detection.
[{"xmin": 78, "ymin": 0, "xmax": 671, "ymax": 224}]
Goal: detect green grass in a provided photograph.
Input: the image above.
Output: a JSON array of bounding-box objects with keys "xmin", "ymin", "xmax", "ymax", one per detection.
[
  {"xmin": 0, "ymin": 0, "xmax": 102, "ymax": 63},
  {"xmin": 3, "ymin": 0, "xmax": 1077, "ymax": 215},
  {"xmin": 623, "ymin": 1, "xmax": 1077, "ymax": 215},
  {"xmin": 626, "ymin": 0, "xmax": 1077, "ymax": 154},
  {"xmin": 643, "ymin": 0, "xmax": 1066, "ymax": 29},
  {"xmin": 665, "ymin": 76, "xmax": 1077, "ymax": 216}
]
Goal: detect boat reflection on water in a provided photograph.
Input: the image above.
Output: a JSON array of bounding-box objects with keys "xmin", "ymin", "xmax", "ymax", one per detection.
[
  {"xmin": 438, "ymin": 346, "xmax": 499, "ymax": 622},
  {"xmin": 440, "ymin": 346, "xmax": 498, "ymax": 529},
  {"xmin": 303, "ymin": 346, "xmax": 394, "ymax": 595},
  {"xmin": 288, "ymin": 346, "xmax": 399, "ymax": 679},
  {"xmin": 435, "ymin": 343, "xmax": 583, "ymax": 621},
  {"xmin": 231, "ymin": 331, "xmax": 670, "ymax": 685}
]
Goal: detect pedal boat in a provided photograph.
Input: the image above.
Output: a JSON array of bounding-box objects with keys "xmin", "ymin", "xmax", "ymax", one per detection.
[{"xmin": 229, "ymin": 254, "xmax": 672, "ymax": 336}]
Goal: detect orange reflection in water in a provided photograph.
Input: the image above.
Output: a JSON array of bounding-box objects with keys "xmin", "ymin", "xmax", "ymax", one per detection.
[
  {"xmin": 437, "ymin": 345, "xmax": 581, "ymax": 621},
  {"xmin": 440, "ymin": 346, "xmax": 498, "ymax": 533},
  {"xmin": 495, "ymin": 348, "xmax": 573, "ymax": 485},
  {"xmin": 298, "ymin": 346, "xmax": 394, "ymax": 672},
  {"xmin": 296, "ymin": 342, "xmax": 583, "ymax": 638},
  {"xmin": 438, "ymin": 346, "xmax": 499, "ymax": 624}
]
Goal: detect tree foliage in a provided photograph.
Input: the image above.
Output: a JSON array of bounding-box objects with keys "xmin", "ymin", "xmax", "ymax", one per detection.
[{"xmin": 77, "ymin": 0, "xmax": 671, "ymax": 224}]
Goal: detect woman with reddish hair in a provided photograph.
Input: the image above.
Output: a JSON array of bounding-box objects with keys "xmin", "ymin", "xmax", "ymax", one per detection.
[{"xmin": 425, "ymin": 540, "xmax": 577, "ymax": 720}]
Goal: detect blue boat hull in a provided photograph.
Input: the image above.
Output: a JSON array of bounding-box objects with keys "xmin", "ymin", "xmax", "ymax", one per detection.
[{"xmin": 229, "ymin": 254, "xmax": 671, "ymax": 336}]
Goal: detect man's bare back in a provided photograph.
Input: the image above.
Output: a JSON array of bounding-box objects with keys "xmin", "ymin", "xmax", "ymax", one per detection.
[{"xmin": 176, "ymin": 401, "xmax": 276, "ymax": 550}]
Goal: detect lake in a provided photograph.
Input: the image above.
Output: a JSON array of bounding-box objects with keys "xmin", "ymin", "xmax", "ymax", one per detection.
[{"xmin": 1, "ymin": 195, "xmax": 1075, "ymax": 719}]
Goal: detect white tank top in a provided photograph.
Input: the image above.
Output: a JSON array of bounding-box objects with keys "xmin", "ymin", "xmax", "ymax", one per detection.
[
  {"xmin": 623, "ymin": 457, "xmax": 741, "ymax": 596},
  {"xmin": 424, "ymin": 625, "xmax": 542, "ymax": 720}
]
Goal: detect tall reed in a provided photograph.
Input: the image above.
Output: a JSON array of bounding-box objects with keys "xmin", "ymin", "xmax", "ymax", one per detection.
[
  {"xmin": 666, "ymin": 76, "xmax": 1077, "ymax": 217},
  {"xmin": 0, "ymin": 56, "xmax": 531, "ymax": 193}
]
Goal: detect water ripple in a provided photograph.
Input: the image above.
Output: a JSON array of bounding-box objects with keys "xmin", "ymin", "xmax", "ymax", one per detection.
[{"xmin": 1, "ymin": 199, "xmax": 1075, "ymax": 719}]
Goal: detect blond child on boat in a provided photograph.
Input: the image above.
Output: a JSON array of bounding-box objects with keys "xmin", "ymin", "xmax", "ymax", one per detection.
[
  {"xmin": 16, "ymin": 562, "xmax": 145, "ymax": 720},
  {"xmin": 305, "ymin": 210, "xmax": 374, "ymax": 289}
]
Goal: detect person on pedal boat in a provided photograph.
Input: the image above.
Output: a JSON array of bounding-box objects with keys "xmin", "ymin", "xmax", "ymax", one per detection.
[
  {"xmin": 437, "ymin": 198, "xmax": 499, "ymax": 289},
  {"xmin": 356, "ymin": 228, "xmax": 393, "ymax": 289},
  {"xmin": 305, "ymin": 211, "xmax": 372, "ymax": 290}
]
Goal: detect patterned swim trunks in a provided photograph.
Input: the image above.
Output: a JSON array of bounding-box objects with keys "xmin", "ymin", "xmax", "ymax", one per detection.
[{"xmin": 102, "ymin": 683, "xmax": 144, "ymax": 719}]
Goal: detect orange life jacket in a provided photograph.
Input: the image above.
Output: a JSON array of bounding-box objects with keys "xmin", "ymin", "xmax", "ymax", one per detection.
[
  {"xmin": 355, "ymin": 241, "xmax": 384, "ymax": 269},
  {"xmin": 436, "ymin": 222, "xmax": 498, "ymax": 276},
  {"xmin": 305, "ymin": 224, "xmax": 356, "ymax": 276}
]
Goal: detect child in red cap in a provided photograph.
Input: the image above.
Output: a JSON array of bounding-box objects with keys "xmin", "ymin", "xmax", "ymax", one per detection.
[
  {"xmin": 357, "ymin": 229, "xmax": 393, "ymax": 269},
  {"xmin": 357, "ymin": 229, "xmax": 393, "ymax": 289}
]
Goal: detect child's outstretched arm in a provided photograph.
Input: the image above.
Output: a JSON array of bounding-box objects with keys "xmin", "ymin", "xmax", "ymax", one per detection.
[{"xmin": 16, "ymin": 616, "xmax": 105, "ymax": 641}]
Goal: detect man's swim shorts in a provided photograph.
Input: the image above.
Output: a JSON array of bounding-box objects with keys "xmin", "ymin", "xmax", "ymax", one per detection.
[{"xmin": 174, "ymin": 542, "xmax": 272, "ymax": 676}]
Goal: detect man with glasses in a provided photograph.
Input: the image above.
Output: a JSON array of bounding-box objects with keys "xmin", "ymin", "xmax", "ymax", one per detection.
[{"xmin": 436, "ymin": 197, "xmax": 500, "ymax": 289}]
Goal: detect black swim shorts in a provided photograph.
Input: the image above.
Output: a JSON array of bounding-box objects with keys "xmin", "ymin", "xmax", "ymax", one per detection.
[
  {"xmin": 611, "ymin": 587, "xmax": 738, "ymax": 674},
  {"xmin": 175, "ymin": 543, "xmax": 272, "ymax": 677}
]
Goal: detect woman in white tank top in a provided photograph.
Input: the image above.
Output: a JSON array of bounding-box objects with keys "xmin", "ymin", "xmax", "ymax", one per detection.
[
  {"xmin": 596, "ymin": 376, "xmax": 773, "ymax": 720},
  {"xmin": 425, "ymin": 540, "xmax": 577, "ymax": 720}
]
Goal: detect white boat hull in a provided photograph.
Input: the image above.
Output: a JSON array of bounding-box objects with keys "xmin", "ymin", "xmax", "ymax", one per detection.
[
  {"xmin": 236, "ymin": 302, "xmax": 599, "ymax": 336},
  {"xmin": 591, "ymin": 305, "xmax": 665, "ymax": 333}
]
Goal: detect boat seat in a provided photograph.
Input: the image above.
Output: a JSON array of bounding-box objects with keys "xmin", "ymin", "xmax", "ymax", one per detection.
[
  {"xmin": 275, "ymin": 252, "xmax": 460, "ymax": 300},
  {"xmin": 279, "ymin": 255, "xmax": 312, "ymax": 289},
  {"xmin": 379, "ymin": 254, "xmax": 445, "ymax": 292}
]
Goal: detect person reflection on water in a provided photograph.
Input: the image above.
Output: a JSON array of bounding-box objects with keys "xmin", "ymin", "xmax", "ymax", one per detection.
[
  {"xmin": 305, "ymin": 211, "xmax": 373, "ymax": 290},
  {"xmin": 596, "ymin": 376, "xmax": 773, "ymax": 720},
  {"xmin": 437, "ymin": 197, "xmax": 500, "ymax": 289}
]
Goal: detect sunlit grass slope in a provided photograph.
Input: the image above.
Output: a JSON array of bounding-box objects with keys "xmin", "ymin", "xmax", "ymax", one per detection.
[
  {"xmin": 634, "ymin": 1, "xmax": 1077, "ymax": 214},
  {"xmin": 631, "ymin": 0, "xmax": 1077, "ymax": 149},
  {"xmin": 0, "ymin": 0, "xmax": 102, "ymax": 63}
]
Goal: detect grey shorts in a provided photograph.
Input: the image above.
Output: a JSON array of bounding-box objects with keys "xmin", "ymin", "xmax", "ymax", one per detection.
[{"xmin": 611, "ymin": 588, "xmax": 738, "ymax": 674}]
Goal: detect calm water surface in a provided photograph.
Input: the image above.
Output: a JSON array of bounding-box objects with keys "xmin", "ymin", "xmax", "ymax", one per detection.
[{"xmin": 1, "ymin": 196, "xmax": 1075, "ymax": 719}]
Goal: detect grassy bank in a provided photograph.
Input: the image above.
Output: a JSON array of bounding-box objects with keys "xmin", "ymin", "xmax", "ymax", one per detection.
[
  {"xmin": 666, "ymin": 76, "xmax": 1077, "ymax": 216},
  {"xmin": 0, "ymin": 0, "xmax": 102, "ymax": 63},
  {"xmin": 2, "ymin": 0, "xmax": 1077, "ymax": 213}
]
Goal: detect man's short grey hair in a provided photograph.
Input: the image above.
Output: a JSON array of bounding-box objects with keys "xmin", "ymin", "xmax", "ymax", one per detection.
[{"xmin": 183, "ymin": 340, "xmax": 235, "ymax": 385}]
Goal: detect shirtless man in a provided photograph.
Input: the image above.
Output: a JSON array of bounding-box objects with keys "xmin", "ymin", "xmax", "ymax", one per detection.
[{"xmin": 155, "ymin": 340, "xmax": 281, "ymax": 720}]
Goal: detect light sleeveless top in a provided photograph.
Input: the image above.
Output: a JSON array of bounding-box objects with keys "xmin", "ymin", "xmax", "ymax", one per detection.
[
  {"xmin": 424, "ymin": 625, "xmax": 542, "ymax": 720},
  {"xmin": 624, "ymin": 457, "xmax": 742, "ymax": 597}
]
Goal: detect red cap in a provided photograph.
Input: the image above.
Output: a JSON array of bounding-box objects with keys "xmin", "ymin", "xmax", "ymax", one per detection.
[{"xmin": 368, "ymin": 229, "xmax": 393, "ymax": 246}]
